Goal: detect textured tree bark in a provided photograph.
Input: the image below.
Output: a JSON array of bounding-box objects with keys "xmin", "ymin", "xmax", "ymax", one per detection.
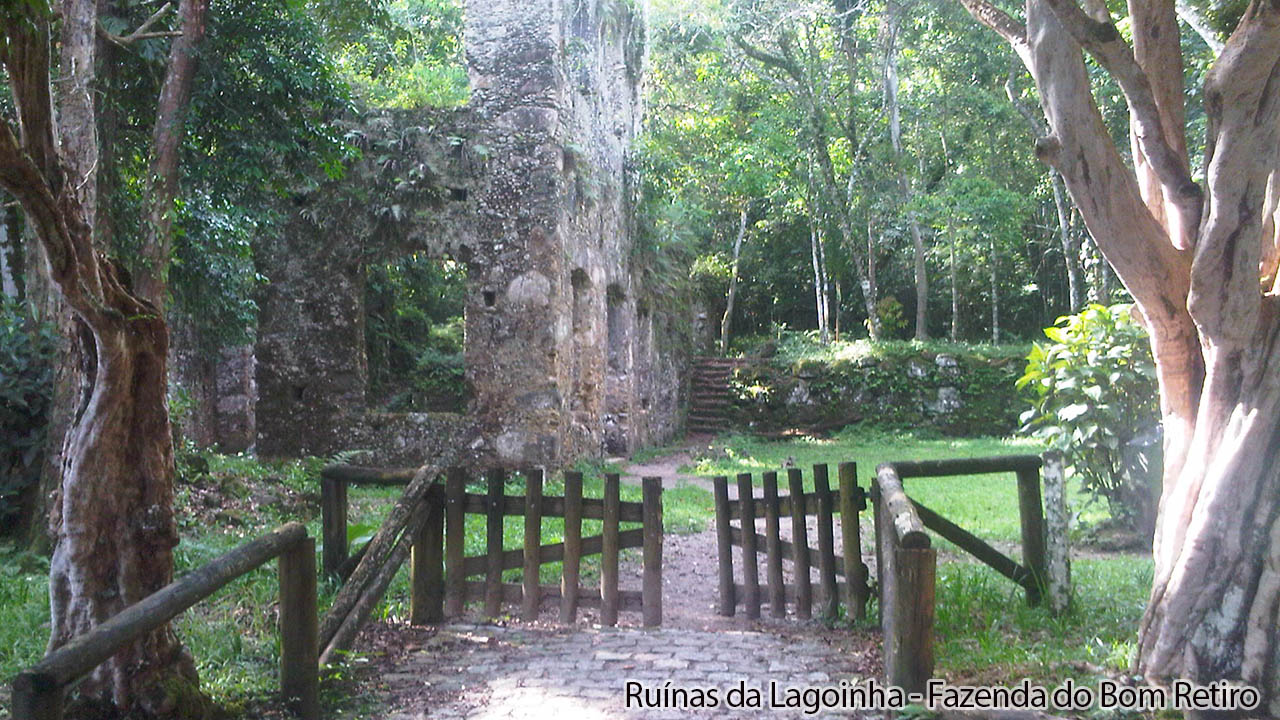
[
  {"xmin": 958, "ymin": 0, "xmax": 1280, "ymax": 710},
  {"xmin": 720, "ymin": 207, "xmax": 747, "ymax": 355},
  {"xmin": 0, "ymin": 1, "xmax": 210, "ymax": 715}
]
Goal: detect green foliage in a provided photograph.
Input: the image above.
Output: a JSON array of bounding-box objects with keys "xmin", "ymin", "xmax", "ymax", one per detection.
[
  {"xmin": 365, "ymin": 255, "xmax": 469, "ymax": 412},
  {"xmin": 1018, "ymin": 304, "xmax": 1160, "ymax": 535},
  {"xmin": 334, "ymin": 0, "xmax": 469, "ymax": 109},
  {"xmin": 0, "ymin": 297, "xmax": 54, "ymax": 534},
  {"xmin": 868, "ymin": 296, "xmax": 908, "ymax": 339},
  {"xmin": 725, "ymin": 334, "xmax": 1029, "ymax": 436}
]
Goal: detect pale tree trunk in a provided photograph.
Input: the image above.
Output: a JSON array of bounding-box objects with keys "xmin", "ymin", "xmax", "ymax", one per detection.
[
  {"xmin": 810, "ymin": 223, "xmax": 829, "ymax": 342},
  {"xmin": 882, "ymin": 0, "xmax": 930, "ymax": 340},
  {"xmin": 0, "ymin": 0, "xmax": 211, "ymax": 715},
  {"xmin": 1052, "ymin": 172, "xmax": 1084, "ymax": 311},
  {"xmin": 1005, "ymin": 61, "xmax": 1085, "ymax": 312},
  {"xmin": 720, "ymin": 207, "xmax": 748, "ymax": 355},
  {"xmin": 949, "ymin": 227, "xmax": 959, "ymax": 342},
  {"xmin": 735, "ymin": 9, "xmax": 882, "ymax": 340},
  {"xmin": 990, "ymin": 238, "xmax": 1000, "ymax": 343},
  {"xmin": 961, "ymin": 0, "xmax": 1280, "ymax": 712}
]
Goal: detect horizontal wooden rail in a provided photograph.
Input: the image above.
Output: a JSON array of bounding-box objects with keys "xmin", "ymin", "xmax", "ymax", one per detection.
[
  {"xmin": 727, "ymin": 527, "xmax": 848, "ymax": 576},
  {"xmin": 719, "ymin": 489, "xmax": 854, "ymax": 519},
  {"xmin": 13, "ymin": 523, "xmax": 317, "ymax": 720},
  {"xmin": 457, "ymin": 528, "xmax": 645, "ymax": 578},
  {"xmin": 461, "ymin": 582, "xmax": 644, "ymax": 610},
  {"xmin": 888, "ymin": 454, "xmax": 1041, "ymax": 478}
]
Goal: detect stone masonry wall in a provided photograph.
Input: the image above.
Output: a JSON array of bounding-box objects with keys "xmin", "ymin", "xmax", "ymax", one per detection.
[{"xmin": 252, "ymin": 1, "xmax": 685, "ymax": 466}]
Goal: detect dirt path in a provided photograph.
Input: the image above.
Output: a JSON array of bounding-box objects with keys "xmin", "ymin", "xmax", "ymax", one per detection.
[{"xmin": 359, "ymin": 444, "xmax": 885, "ymax": 719}]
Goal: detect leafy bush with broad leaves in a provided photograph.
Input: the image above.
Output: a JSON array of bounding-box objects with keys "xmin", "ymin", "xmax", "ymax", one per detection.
[
  {"xmin": 1017, "ymin": 303, "xmax": 1161, "ymax": 538},
  {"xmin": 0, "ymin": 298, "xmax": 55, "ymax": 535}
]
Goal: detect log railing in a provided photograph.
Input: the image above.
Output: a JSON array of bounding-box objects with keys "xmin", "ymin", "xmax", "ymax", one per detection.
[
  {"xmin": 321, "ymin": 466, "xmax": 664, "ymax": 626},
  {"xmin": 713, "ymin": 462, "xmax": 871, "ymax": 622},
  {"xmin": 873, "ymin": 453, "xmax": 1069, "ymax": 694},
  {"xmin": 11, "ymin": 523, "xmax": 318, "ymax": 720},
  {"xmin": 873, "ymin": 464, "xmax": 936, "ymax": 696}
]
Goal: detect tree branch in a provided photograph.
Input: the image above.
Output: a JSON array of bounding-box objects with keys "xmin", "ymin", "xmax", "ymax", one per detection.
[
  {"xmin": 955, "ymin": 0, "xmax": 1031, "ymax": 65},
  {"xmin": 97, "ymin": 3, "xmax": 180, "ymax": 47},
  {"xmin": 1039, "ymin": 0, "xmax": 1203, "ymax": 247},
  {"xmin": 731, "ymin": 34, "xmax": 803, "ymax": 85}
]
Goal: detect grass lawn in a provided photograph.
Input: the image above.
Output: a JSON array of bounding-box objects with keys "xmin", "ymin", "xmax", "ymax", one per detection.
[{"xmin": 1, "ymin": 430, "xmax": 1153, "ymax": 715}]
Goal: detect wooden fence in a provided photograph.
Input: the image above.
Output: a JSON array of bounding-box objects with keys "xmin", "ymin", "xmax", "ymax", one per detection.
[
  {"xmin": 873, "ymin": 464, "xmax": 936, "ymax": 696},
  {"xmin": 873, "ymin": 453, "xmax": 1069, "ymax": 694},
  {"xmin": 321, "ymin": 466, "xmax": 663, "ymax": 626},
  {"xmin": 713, "ymin": 462, "xmax": 871, "ymax": 621},
  {"xmin": 11, "ymin": 523, "xmax": 318, "ymax": 720}
]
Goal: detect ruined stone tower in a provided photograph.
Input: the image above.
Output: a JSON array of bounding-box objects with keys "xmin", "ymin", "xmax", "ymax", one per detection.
[
  {"xmin": 252, "ymin": 0, "xmax": 686, "ymax": 467},
  {"xmin": 463, "ymin": 0, "xmax": 671, "ymax": 466}
]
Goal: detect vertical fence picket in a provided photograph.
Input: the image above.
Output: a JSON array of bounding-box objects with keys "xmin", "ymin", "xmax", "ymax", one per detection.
[
  {"xmin": 279, "ymin": 537, "xmax": 319, "ymax": 720},
  {"xmin": 762, "ymin": 471, "xmax": 786, "ymax": 618},
  {"xmin": 838, "ymin": 462, "xmax": 867, "ymax": 620},
  {"xmin": 444, "ymin": 468, "xmax": 466, "ymax": 616},
  {"xmin": 485, "ymin": 469, "xmax": 506, "ymax": 617},
  {"xmin": 1016, "ymin": 467, "xmax": 1048, "ymax": 607},
  {"xmin": 601, "ymin": 473, "xmax": 621, "ymax": 626},
  {"xmin": 411, "ymin": 488, "xmax": 445, "ymax": 624},
  {"xmin": 642, "ymin": 477, "xmax": 663, "ymax": 627},
  {"xmin": 522, "ymin": 468, "xmax": 544, "ymax": 621},
  {"xmin": 321, "ymin": 476, "xmax": 347, "ymax": 577},
  {"xmin": 713, "ymin": 476, "xmax": 735, "ymax": 616},
  {"xmin": 736, "ymin": 473, "xmax": 761, "ymax": 619},
  {"xmin": 561, "ymin": 471, "xmax": 584, "ymax": 624},
  {"xmin": 814, "ymin": 464, "xmax": 839, "ymax": 620},
  {"xmin": 787, "ymin": 468, "xmax": 812, "ymax": 620}
]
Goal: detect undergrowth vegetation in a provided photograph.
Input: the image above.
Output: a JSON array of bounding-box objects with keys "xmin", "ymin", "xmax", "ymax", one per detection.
[{"xmin": 1, "ymin": 429, "xmax": 1150, "ymax": 715}]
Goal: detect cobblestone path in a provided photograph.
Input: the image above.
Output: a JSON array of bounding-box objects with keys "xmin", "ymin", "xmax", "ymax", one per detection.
[
  {"xmin": 367, "ymin": 449, "xmax": 882, "ymax": 719},
  {"xmin": 377, "ymin": 622, "xmax": 879, "ymax": 719}
]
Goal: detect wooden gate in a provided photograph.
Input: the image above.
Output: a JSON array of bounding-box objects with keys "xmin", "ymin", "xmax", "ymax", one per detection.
[
  {"xmin": 321, "ymin": 467, "xmax": 664, "ymax": 626},
  {"xmin": 872, "ymin": 453, "xmax": 1069, "ymax": 694},
  {"xmin": 712, "ymin": 462, "xmax": 871, "ymax": 621}
]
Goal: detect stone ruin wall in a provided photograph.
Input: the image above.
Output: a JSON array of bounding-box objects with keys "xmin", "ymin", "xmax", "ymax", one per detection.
[{"xmin": 244, "ymin": 0, "xmax": 687, "ymax": 467}]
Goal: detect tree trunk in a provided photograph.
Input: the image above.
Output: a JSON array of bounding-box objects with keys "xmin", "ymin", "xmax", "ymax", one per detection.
[
  {"xmin": 989, "ymin": 238, "xmax": 999, "ymax": 343},
  {"xmin": 0, "ymin": 1, "xmax": 211, "ymax": 714},
  {"xmin": 720, "ymin": 207, "xmax": 747, "ymax": 355},
  {"xmin": 911, "ymin": 221, "xmax": 929, "ymax": 340},
  {"xmin": 1051, "ymin": 172, "xmax": 1083, "ymax": 311},
  {"xmin": 949, "ymin": 228, "xmax": 959, "ymax": 342},
  {"xmin": 959, "ymin": 0, "xmax": 1280, "ymax": 710},
  {"xmin": 810, "ymin": 223, "xmax": 828, "ymax": 341}
]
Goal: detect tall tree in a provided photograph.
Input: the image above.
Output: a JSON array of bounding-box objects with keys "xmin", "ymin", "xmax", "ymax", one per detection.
[
  {"xmin": 961, "ymin": 0, "xmax": 1280, "ymax": 711},
  {"xmin": 0, "ymin": 0, "xmax": 211, "ymax": 714}
]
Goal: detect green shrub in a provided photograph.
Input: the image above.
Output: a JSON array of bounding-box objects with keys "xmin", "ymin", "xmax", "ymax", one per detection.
[
  {"xmin": 0, "ymin": 297, "xmax": 55, "ymax": 535},
  {"xmin": 1017, "ymin": 304, "xmax": 1160, "ymax": 538}
]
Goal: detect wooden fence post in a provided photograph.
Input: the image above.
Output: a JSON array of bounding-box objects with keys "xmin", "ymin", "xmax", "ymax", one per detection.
[
  {"xmin": 279, "ymin": 536, "xmax": 319, "ymax": 720},
  {"xmin": 411, "ymin": 488, "xmax": 445, "ymax": 625},
  {"xmin": 11, "ymin": 672, "xmax": 62, "ymax": 720},
  {"xmin": 321, "ymin": 475, "xmax": 347, "ymax": 577},
  {"xmin": 713, "ymin": 476, "xmax": 735, "ymax": 616},
  {"xmin": 1041, "ymin": 452, "xmax": 1072, "ymax": 615},
  {"xmin": 762, "ymin": 471, "xmax": 786, "ymax": 618},
  {"xmin": 561, "ymin": 471, "xmax": 584, "ymax": 624},
  {"xmin": 601, "ymin": 473, "xmax": 621, "ymax": 626},
  {"xmin": 838, "ymin": 462, "xmax": 868, "ymax": 620},
  {"xmin": 787, "ymin": 468, "xmax": 812, "ymax": 620},
  {"xmin": 888, "ymin": 546, "xmax": 936, "ymax": 696},
  {"xmin": 522, "ymin": 468, "xmax": 544, "ymax": 621},
  {"xmin": 1015, "ymin": 467, "xmax": 1048, "ymax": 607},
  {"xmin": 814, "ymin": 464, "xmax": 839, "ymax": 620},
  {"xmin": 737, "ymin": 473, "xmax": 761, "ymax": 619},
  {"xmin": 485, "ymin": 469, "xmax": 506, "ymax": 617},
  {"xmin": 444, "ymin": 468, "xmax": 466, "ymax": 617},
  {"xmin": 642, "ymin": 476, "xmax": 663, "ymax": 627}
]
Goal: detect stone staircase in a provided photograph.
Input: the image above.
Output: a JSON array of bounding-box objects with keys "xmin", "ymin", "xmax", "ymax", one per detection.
[{"xmin": 687, "ymin": 357, "xmax": 743, "ymax": 435}]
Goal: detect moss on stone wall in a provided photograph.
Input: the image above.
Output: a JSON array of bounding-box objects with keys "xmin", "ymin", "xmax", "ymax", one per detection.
[{"xmin": 727, "ymin": 341, "xmax": 1028, "ymax": 437}]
